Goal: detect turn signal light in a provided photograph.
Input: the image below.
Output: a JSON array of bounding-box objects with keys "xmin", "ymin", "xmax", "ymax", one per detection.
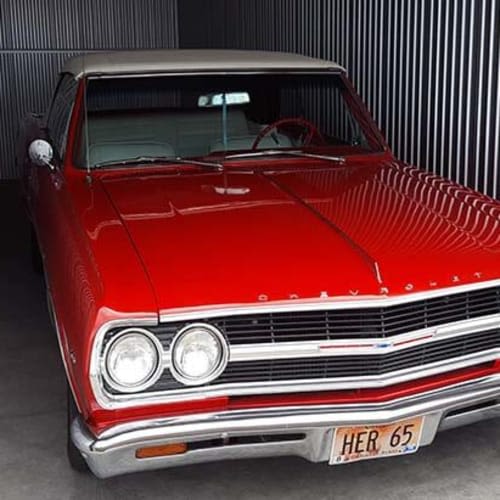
[{"xmin": 135, "ymin": 442, "xmax": 188, "ymax": 459}]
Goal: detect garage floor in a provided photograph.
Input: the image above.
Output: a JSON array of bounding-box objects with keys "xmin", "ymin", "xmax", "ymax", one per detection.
[{"xmin": 1, "ymin": 182, "xmax": 499, "ymax": 500}]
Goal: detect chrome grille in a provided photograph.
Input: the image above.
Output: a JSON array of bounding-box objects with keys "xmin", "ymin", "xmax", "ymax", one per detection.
[
  {"xmin": 217, "ymin": 328, "xmax": 500, "ymax": 384},
  {"xmin": 151, "ymin": 286, "xmax": 500, "ymax": 345},
  {"xmin": 146, "ymin": 326, "xmax": 500, "ymax": 392},
  {"xmin": 103, "ymin": 285, "xmax": 500, "ymax": 396}
]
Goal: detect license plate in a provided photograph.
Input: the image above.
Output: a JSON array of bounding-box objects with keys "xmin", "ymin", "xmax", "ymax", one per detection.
[{"xmin": 329, "ymin": 416, "xmax": 424, "ymax": 465}]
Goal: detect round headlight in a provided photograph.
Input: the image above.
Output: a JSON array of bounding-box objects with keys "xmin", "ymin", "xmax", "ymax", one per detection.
[
  {"xmin": 170, "ymin": 324, "xmax": 228, "ymax": 385},
  {"xmin": 103, "ymin": 329, "xmax": 163, "ymax": 393}
]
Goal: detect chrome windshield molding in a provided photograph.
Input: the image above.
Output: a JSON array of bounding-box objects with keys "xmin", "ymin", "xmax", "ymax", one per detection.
[
  {"xmin": 229, "ymin": 314, "xmax": 500, "ymax": 361},
  {"xmin": 158, "ymin": 279, "xmax": 500, "ymax": 323},
  {"xmin": 86, "ymin": 69, "xmax": 345, "ymax": 80},
  {"xmin": 89, "ymin": 316, "xmax": 159, "ymax": 410},
  {"xmin": 93, "ymin": 348, "xmax": 500, "ymax": 410}
]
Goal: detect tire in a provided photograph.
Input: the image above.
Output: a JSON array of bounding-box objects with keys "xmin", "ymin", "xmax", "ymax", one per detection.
[
  {"xmin": 67, "ymin": 387, "xmax": 90, "ymax": 473},
  {"xmin": 30, "ymin": 227, "xmax": 43, "ymax": 274}
]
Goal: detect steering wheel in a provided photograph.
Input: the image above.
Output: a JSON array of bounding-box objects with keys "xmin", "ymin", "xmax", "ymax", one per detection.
[{"xmin": 252, "ymin": 117, "xmax": 324, "ymax": 150}]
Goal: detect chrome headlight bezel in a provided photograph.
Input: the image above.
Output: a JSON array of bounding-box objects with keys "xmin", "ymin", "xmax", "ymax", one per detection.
[
  {"xmin": 169, "ymin": 323, "xmax": 229, "ymax": 386},
  {"xmin": 101, "ymin": 328, "xmax": 164, "ymax": 393}
]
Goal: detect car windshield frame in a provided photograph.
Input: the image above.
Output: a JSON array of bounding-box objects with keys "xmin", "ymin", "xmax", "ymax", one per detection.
[{"xmin": 74, "ymin": 70, "xmax": 387, "ymax": 170}]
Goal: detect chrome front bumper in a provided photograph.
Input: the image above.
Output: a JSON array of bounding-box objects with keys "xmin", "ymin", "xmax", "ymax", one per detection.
[{"xmin": 72, "ymin": 375, "xmax": 500, "ymax": 478}]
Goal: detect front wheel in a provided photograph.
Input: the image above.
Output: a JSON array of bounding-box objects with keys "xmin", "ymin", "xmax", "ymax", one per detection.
[{"xmin": 67, "ymin": 387, "xmax": 89, "ymax": 473}]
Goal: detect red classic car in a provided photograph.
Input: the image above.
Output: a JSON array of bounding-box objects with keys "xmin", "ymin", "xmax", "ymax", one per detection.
[{"xmin": 18, "ymin": 49, "xmax": 500, "ymax": 478}]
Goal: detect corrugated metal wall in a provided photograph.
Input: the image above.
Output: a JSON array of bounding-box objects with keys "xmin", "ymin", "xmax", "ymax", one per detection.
[
  {"xmin": 0, "ymin": 0, "xmax": 178, "ymax": 179},
  {"xmin": 179, "ymin": 0, "xmax": 500, "ymax": 199}
]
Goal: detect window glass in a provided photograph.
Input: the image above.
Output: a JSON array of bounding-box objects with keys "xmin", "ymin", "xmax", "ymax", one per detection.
[
  {"xmin": 46, "ymin": 74, "xmax": 78, "ymax": 158},
  {"xmin": 80, "ymin": 73, "xmax": 382, "ymax": 168}
]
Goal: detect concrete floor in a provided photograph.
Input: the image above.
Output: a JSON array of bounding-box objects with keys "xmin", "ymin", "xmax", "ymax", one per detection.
[{"xmin": 1, "ymin": 181, "xmax": 499, "ymax": 500}]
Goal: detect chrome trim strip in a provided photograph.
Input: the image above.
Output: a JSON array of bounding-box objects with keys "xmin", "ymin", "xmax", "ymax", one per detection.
[
  {"xmin": 159, "ymin": 279, "xmax": 500, "ymax": 322},
  {"xmin": 73, "ymin": 374, "xmax": 500, "ymax": 477},
  {"xmin": 95, "ymin": 348, "xmax": 500, "ymax": 409},
  {"xmin": 229, "ymin": 314, "xmax": 500, "ymax": 361},
  {"xmin": 86, "ymin": 69, "xmax": 345, "ymax": 80}
]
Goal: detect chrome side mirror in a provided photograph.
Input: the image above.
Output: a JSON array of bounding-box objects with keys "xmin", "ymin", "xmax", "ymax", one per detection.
[{"xmin": 28, "ymin": 139, "xmax": 55, "ymax": 170}]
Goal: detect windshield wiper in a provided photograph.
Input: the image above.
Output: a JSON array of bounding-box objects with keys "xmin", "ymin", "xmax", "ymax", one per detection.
[
  {"xmin": 94, "ymin": 156, "xmax": 224, "ymax": 171},
  {"xmin": 224, "ymin": 150, "xmax": 345, "ymax": 163}
]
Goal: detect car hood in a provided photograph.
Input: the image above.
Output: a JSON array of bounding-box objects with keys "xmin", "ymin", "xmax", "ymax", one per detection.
[{"xmin": 99, "ymin": 160, "xmax": 500, "ymax": 313}]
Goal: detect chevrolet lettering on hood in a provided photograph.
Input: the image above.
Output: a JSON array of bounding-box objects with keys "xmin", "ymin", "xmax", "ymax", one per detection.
[{"xmin": 19, "ymin": 49, "xmax": 500, "ymax": 478}]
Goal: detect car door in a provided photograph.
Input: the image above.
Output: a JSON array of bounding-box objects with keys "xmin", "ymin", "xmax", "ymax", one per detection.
[{"xmin": 31, "ymin": 73, "xmax": 78, "ymax": 268}]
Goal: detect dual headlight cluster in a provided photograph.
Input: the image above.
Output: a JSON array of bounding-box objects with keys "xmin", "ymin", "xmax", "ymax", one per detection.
[{"xmin": 102, "ymin": 324, "xmax": 229, "ymax": 393}]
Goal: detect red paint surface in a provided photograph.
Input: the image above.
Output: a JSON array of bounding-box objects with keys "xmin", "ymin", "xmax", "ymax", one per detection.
[
  {"xmin": 22, "ymin": 72, "xmax": 500, "ymax": 433},
  {"xmin": 97, "ymin": 159, "xmax": 500, "ymax": 312}
]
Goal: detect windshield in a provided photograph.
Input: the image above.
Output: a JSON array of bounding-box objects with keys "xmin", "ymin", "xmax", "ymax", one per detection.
[{"xmin": 78, "ymin": 73, "xmax": 383, "ymax": 168}]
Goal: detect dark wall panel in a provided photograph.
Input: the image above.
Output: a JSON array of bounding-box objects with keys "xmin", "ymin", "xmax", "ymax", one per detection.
[
  {"xmin": 179, "ymin": 0, "xmax": 500, "ymax": 199},
  {"xmin": 0, "ymin": 0, "xmax": 178, "ymax": 179}
]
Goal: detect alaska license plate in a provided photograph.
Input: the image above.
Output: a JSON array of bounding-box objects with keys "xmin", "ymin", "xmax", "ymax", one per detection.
[{"xmin": 329, "ymin": 416, "xmax": 424, "ymax": 465}]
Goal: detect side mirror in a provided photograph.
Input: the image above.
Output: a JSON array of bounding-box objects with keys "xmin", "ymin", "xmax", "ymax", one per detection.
[{"xmin": 28, "ymin": 139, "xmax": 55, "ymax": 169}]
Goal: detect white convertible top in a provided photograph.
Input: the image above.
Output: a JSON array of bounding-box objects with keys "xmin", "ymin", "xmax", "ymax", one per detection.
[{"xmin": 62, "ymin": 49, "xmax": 345, "ymax": 79}]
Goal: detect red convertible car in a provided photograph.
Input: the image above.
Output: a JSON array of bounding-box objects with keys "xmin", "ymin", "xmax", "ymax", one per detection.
[{"xmin": 18, "ymin": 49, "xmax": 500, "ymax": 477}]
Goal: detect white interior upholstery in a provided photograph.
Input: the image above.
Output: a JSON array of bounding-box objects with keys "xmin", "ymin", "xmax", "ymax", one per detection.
[{"xmin": 88, "ymin": 108, "xmax": 251, "ymax": 163}]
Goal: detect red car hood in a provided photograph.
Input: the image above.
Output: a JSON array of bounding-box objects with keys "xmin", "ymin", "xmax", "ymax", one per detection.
[{"xmin": 99, "ymin": 160, "xmax": 500, "ymax": 313}]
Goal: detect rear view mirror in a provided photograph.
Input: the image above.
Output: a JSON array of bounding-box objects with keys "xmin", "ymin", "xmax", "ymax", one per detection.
[
  {"xmin": 28, "ymin": 139, "xmax": 55, "ymax": 170},
  {"xmin": 198, "ymin": 92, "xmax": 250, "ymax": 108}
]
